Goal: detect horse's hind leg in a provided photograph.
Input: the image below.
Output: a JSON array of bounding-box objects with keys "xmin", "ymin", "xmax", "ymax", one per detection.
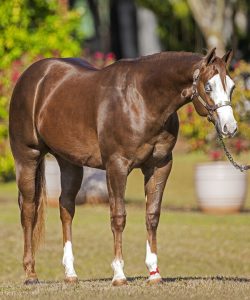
[
  {"xmin": 142, "ymin": 154, "xmax": 173, "ymax": 284},
  {"xmin": 15, "ymin": 149, "xmax": 46, "ymax": 284},
  {"xmin": 56, "ymin": 156, "xmax": 83, "ymax": 283}
]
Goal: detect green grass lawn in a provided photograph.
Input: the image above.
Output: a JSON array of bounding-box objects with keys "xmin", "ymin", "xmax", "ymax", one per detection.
[
  {"xmin": 126, "ymin": 151, "xmax": 250, "ymax": 209},
  {"xmin": 0, "ymin": 152, "xmax": 250, "ymax": 299},
  {"xmin": 1, "ymin": 203, "xmax": 250, "ymax": 299},
  {"xmin": 1, "ymin": 151, "xmax": 249, "ymax": 209}
]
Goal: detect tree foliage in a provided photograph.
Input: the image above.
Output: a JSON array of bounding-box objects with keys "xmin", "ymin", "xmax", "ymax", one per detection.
[{"xmin": 0, "ymin": 0, "xmax": 84, "ymax": 68}]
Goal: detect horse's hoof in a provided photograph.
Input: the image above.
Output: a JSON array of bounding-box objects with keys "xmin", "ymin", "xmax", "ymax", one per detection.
[
  {"xmin": 147, "ymin": 277, "xmax": 163, "ymax": 285},
  {"xmin": 64, "ymin": 276, "xmax": 79, "ymax": 284},
  {"xmin": 24, "ymin": 278, "xmax": 39, "ymax": 285},
  {"xmin": 112, "ymin": 278, "xmax": 128, "ymax": 286}
]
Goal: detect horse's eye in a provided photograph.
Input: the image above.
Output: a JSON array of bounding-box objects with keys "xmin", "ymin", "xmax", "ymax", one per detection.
[{"xmin": 205, "ymin": 82, "xmax": 212, "ymax": 93}]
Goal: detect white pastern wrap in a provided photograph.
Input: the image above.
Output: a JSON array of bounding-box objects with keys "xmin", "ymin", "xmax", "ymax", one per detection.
[
  {"xmin": 111, "ymin": 259, "xmax": 126, "ymax": 281},
  {"xmin": 145, "ymin": 240, "xmax": 161, "ymax": 280},
  {"xmin": 62, "ymin": 241, "xmax": 77, "ymax": 278}
]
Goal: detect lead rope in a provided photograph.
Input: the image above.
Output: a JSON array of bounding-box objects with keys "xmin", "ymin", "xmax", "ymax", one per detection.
[{"xmin": 215, "ymin": 126, "xmax": 250, "ymax": 172}]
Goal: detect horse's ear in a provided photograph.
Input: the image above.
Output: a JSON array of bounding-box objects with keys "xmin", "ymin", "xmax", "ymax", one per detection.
[
  {"xmin": 204, "ymin": 47, "xmax": 216, "ymax": 66},
  {"xmin": 222, "ymin": 49, "xmax": 233, "ymax": 67},
  {"xmin": 181, "ymin": 87, "xmax": 193, "ymax": 99}
]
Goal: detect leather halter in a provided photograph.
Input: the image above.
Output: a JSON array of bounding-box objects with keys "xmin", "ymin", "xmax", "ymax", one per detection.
[
  {"xmin": 190, "ymin": 69, "xmax": 250, "ymax": 172},
  {"xmin": 191, "ymin": 69, "xmax": 231, "ymax": 115}
]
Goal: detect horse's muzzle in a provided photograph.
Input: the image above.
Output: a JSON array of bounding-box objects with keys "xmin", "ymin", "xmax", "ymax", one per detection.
[
  {"xmin": 222, "ymin": 122, "xmax": 238, "ymax": 138},
  {"xmin": 216, "ymin": 121, "xmax": 238, "ymax": 138}
]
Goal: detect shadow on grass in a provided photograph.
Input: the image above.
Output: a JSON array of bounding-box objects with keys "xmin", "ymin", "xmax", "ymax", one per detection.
[
  {"xmin": 162, "ymin": 276, "xmax": 250, "ymax": 283},
  {"xmin": 127, "ymin": 276, "xmax": 250, "ymax": 283},
  {"xmin": 37, "ymin": 275, "xmax": 250, "ymax": 285}
]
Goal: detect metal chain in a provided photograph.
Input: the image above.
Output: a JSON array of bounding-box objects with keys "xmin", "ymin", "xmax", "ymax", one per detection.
[{"xmin": 216, "ymin": 127, "xmax": 250, "ymax": 172}]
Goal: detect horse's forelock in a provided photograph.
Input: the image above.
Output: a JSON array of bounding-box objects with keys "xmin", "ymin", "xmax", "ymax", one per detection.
[
  {"xmin": 200, "ymin": 55, "xmax": 228, "ymax": 91},
  {"xmin": 212, "ymin": 58, "xmax": 227, "ymax": 91}
]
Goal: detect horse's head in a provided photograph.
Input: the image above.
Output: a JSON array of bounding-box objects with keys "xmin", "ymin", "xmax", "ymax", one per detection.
[{"xmin": 192, "ymin": 48, "xmax": 237, "ymax": 138}]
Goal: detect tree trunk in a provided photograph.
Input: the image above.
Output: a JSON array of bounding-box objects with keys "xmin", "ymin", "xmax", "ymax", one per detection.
[
  {"xmin": 187, "ymin": 0, "xmax": 226, "ymax": 56},
  {"xmin": 137, "ymin": 7, "xmax": 161, "ymax": 56},
  {"xmin": 110, "ymin": 0, "xmax": 138, "ymax": 58}
]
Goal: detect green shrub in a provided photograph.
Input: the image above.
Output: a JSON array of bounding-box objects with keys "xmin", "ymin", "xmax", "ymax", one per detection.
[{"xmin": 0, "ymin": 148, "xmax": 15, "ymax": 182}]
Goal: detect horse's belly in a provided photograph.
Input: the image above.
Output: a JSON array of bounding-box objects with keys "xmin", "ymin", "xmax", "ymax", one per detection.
[
  {"xmin": 53, "ymin": 144, "xmax": 103, "ymax": 169},
  {"xmin": 39, "ymin": 127, "xmax": 103, "ymax": 168}
]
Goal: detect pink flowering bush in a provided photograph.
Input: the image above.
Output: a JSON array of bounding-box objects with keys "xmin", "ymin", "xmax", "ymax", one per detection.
[{"xmin": 83, "ymin": 50, "xmax": 116, "ymax": 68}]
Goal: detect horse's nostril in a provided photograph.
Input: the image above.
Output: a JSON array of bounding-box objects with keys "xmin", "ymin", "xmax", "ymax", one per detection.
[
  {"xmin": 232, "ymin": 127, "xmax": 238, "ymax": 136},
  {"xmin": 223, "ymin": 124, "xmax": 228, "ymax": 134}
]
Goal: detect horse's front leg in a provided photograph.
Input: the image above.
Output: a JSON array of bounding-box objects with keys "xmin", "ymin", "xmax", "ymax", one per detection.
[
  {"xmin": 106, "ymin": 156, "xmax": 129, "ymax": 286},
  {"xmin": 142, "ymin": 154, "xmax": 173, "ymax": 284},
  {"xmin": 56, "ymin": 157, "xmax": 83, "ymax": 283}
]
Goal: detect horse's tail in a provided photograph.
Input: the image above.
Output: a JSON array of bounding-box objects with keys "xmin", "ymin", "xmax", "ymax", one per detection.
[{"xmin": 32, "ymin": 157, "xmax": 47, "ymax": 253}]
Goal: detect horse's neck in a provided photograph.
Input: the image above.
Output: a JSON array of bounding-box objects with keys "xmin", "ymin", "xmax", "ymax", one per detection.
[{"xmin": 140, "ymin": 53, "xmax": 202, "ymax": 117}]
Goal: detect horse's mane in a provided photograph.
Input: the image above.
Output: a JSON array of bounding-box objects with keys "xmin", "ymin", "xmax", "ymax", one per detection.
[
  {"xmin": 115, "ymin": 51, "xmax": 203, "ymax": 66},
  {"xmin": 103, "ymin": 51, "xmax": 228, "ymax": 91},
  {"xmin": 101, "ymin": 52, "xmax": 204, "ymax": 76}
]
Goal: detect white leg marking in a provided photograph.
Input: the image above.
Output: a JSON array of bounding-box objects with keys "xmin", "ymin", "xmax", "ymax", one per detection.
[
  {"xmin": 111, "ymin": 259, "xmax": 126, "ymax": 282},
  {"xmin": 62, "ymin": 241, "xmax": 77, "ymax": 278},
  {"xmin": 145, "ymin": 241, "xmax": 161, "ymax": 281}
]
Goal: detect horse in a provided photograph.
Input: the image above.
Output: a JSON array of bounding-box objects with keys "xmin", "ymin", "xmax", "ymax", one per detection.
[{"xmin": 9, "ymin": 48, "xmax": 237, "ymax": 285}]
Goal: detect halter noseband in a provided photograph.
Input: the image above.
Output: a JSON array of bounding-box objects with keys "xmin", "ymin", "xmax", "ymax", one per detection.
[{"xmin": 191, "ymin": 69, "xmax": 231, "ymax": 115}]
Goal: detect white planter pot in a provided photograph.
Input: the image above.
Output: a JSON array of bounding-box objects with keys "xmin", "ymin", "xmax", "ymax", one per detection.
[
  {"xmin": 195, "ymin": 161, "xmax": 248, "ymax": 213},
  {"xmin": 45, "ymin": 158, "xmax": 61, "ymax": 206},
  {"xmin": 45, "ymin": 157, "xmax": 108, "ymax": 206}
]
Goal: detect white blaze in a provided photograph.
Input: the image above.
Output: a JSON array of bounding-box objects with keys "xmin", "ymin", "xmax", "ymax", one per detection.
[
  {"xmin": 145, "ymin": 241, "xmax": 161, "ymax": 280},
  {"xmin": 62, "ymin": 241, "xmax": 77, "ymax": 278},
  {"xmin": 208, "ymin": 74, "xmax": 237, "ymax": 136}
]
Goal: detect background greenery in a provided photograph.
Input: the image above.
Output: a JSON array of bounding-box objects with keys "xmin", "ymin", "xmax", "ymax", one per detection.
[
  {"xmin": 0, "ymin": 0, "xmax": 250, "ymax": 182},
  {"xmin": 137, "ymin": 0, "xmax": 203, "ymax": 52}
]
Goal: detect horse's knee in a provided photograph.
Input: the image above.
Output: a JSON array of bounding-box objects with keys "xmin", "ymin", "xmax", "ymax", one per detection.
[
  {"xmin": 146, "ymin": 213, "xmax": 160, "ymax": 231},
  {"xmin": 111, "ymin": 214, "xmax": 126, "ymax": 232}
]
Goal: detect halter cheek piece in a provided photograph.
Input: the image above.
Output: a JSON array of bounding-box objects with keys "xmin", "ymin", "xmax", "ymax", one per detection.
[{"xmin": 191, "ymin": 69, "xmax": 231, "ymax": 117}]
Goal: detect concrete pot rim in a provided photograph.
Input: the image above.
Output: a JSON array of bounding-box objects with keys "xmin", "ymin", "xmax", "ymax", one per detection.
[{"xmin": 195, "ymin": 161, "xmax": 248, "ymax": 175}]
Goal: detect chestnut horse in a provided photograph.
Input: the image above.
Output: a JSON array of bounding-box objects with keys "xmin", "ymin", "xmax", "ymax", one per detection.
[{"xmin": 9, "ymin": 48, "xmax": 237, "ymax": 285}]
